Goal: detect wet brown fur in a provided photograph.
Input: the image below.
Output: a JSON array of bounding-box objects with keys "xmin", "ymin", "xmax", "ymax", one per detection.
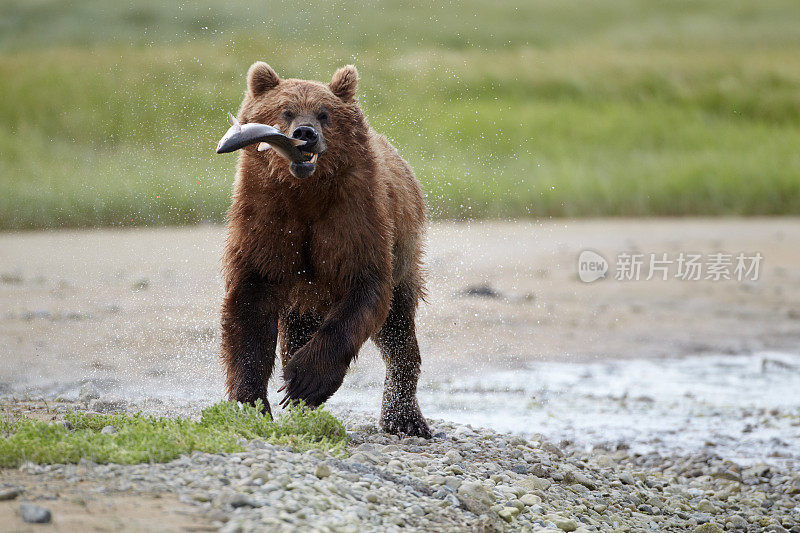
[{"xmin": 220, "ymin": 62, "xmax": 431, "ymax": 438}]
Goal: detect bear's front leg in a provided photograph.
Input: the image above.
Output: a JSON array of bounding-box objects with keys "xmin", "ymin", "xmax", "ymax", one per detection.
[
  {"xmin": 221, "ymin": 271, "xmax": 279, "ymax": 416},
  {"xmin": 280, "ymin": 273, "xmax": 388, "ymax": 408}
]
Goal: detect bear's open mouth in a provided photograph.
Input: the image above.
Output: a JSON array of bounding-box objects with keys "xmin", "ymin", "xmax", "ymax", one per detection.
[{"xmin": 299, "ymin": 152, "xmax": 319, "ymax": 164}]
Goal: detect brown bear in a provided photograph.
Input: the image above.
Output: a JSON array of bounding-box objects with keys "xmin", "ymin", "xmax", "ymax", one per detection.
[{"xmin": 220, "ymin": 62, "xmax": 431, "ymax": 438}]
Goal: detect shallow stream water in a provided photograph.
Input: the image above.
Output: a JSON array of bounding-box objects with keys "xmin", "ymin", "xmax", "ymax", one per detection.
[{"xmin": 331, "ymin": 352, "xmax": 800, "ymax": 465}]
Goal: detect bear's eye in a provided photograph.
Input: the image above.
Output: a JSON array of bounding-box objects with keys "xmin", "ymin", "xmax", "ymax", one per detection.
[
  {"xmin": 282, "ymin": 109, "xmax": 295, "ymax": 121},
  {"xmin": 317, "ymin": 111, "xmax": 329, "ymax": 122}
]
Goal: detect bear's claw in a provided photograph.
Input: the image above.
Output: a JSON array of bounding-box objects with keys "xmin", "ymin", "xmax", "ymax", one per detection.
[
  {"xmin": 229, "ymin": 390, "xmax": 272, "ymax": 418},
  {"xmin": 279, "ymin": 350, "xmax": 346, "ymax": 408},
  {"xmin": 381, "ymin": 409, "xmax": 432, "ymax": 439}
]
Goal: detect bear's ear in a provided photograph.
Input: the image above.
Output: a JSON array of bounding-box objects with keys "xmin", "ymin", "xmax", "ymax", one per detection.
[
  {"xmin": 329, "ymin": 65, "xmax": 358, "ymax": 102},
  {"xmin": 247, "ymin": 61, "xmax": 280, "ymax": 96}
]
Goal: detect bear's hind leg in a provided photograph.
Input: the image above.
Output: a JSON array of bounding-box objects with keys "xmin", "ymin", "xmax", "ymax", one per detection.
[
  {"xmin": 279, "ymin": 309, "xmax": 322, "ymax": 368},
  {"xmin": 373, "ymin": 281, "xmax": 432, "ymax": 439}
]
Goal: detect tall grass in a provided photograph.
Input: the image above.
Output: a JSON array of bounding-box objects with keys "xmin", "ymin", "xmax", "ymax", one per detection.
[{"xmin": 1, "ymin": 0, "xmax": 799, "ymax": 228}]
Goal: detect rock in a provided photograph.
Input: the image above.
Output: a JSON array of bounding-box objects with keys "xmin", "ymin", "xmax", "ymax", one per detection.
[
  {"xmin": 743, "ymin": 465, "xmax": 770, "ymax": 478},
  {"xmin": 448, "ymin": 464, "xmax": 464, "ymax": 475},
  {"xmin": 725, "ymin": 515, "xmax": 748, "ymax": 529},
  {"xmin": 228, "ymin": 493, "xmax": 255, "ymax": 508},
  {"xmin": 452, "ymin": 426, "xmax": 473, "ymax": 437},
  {"xmin": 646, "ymin": 495, "xmax": 665, "ymax": 509},
  {"xmin": 314, "ymin": 463, "xmax": 331, "ymax": 479},
  {"xmin": 494, "ymin": 483, "xmax": 521, "ymax": 499},
  {"xmin": 461, "ymin": 284, "xmax": 501, "ymax": 298},
  {"xmin": 19, "ymin": 502, "xmax": 51, "ymax": 524},
  {"xmin": 0, "ymin": 488, "xmax": 21, "ymax": 501},
  {"xmin": 520, "ymin": 493, "xmax": 542, "ymax": 506},
  {"xmin": 444, "ymin": 476, "xmax": 462, "ymax": 491},
  {"xmin": 457, "ymin": 481, "xmax": 495, "ymax": 515},
  {"xmin": 551, "ymin": 516, "xmax": 578, "ymax": 532},
  {"xmin": 349, "ymin": 451, "xmax": 380, "ymax": 465},
  {"xmin": 528, "ymin": 463, "xmax": 550, "ymax": 478},
  {"xmin": 518, "ymin": 476, "xmax": 551, "ymax": 492},
  {"xmin": 638, "ymin": 504, "xmax": 657, "ymax": 515},
  {"xmin": 79, "ymin": 382, "xmax": 101, "ymax": 402},
  {"xmin": 565, "ymin": 470, "xmax": 597, "ymax": 490},
  {"xmin": 219, "ymin": 521, "xmax": 244, "ymax": 533},
  {"xmin": 766, "ymin": 525, "xmax": 789, "ymax": 533},
  {"xmin": 696, "ymin": 499, "xmax": 719, "ymax": 514},
  {"xmin": 541, "ymin": 442, "xmax": 564, "ymax": 457},
  {"xmin": 507, "ymin": 499, "xmax": 525, "ymax": 511},
  {"xmin": 88, "ymin": 397, "xmax": 127, "ymax": 413},
  {"xmin": 100, "ymin": 425, "xmax": 118, "ymax": 435},
  {"xmin": 498, "ymin": 507, "xmax": 520, "ymax": 523},
  {"xmin": 428, "ymin": 474, "xmax": 447, "ymax": 486},
  {"xmin": 444, "ymin": 450, "xmax": 463, "ymax": 464},
  {"xmin": 250, "ymin": 467, "xmax": 271, "ymax": 482},
  {"xmin": 694, "ymin": 524, "xmax": 723, "ymax": 533},
  {"xmin": 712, "ymin": 468, "xmax": 741, "ymax": 482},
  {"xmin": 444, "ymin": 494, "xmax": 460, "ymax": 508}
]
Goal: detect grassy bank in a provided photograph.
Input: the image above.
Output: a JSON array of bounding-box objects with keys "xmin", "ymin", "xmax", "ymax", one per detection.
[
  {"xmin": 0, "ymin": 401, "xmax": 345, "ymax": 466},
  {"xmin": 1, "ymin": 0, "xmax": 799, "ymax": 228}
]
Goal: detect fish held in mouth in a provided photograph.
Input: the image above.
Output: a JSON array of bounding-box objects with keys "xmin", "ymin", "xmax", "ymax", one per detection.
[{"xmin": 215, "ymin": 112, "xmax": 311, "ymax": 163}]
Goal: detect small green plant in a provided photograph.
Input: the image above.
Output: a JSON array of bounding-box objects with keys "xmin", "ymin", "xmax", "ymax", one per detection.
[{"xmin": 0, "ymin": 400, "xmax": 346, "ymax": 467}]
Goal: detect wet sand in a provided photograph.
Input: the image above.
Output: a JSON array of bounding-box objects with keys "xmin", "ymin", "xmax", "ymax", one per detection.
[{"xmin": 1, "ymin": 218, "xmax": 798, "ymax": 401}]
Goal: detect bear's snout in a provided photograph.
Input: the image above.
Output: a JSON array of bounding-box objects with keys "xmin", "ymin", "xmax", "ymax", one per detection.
[
  {"xmin": 292, "ymin": 126, "xmax": 319, "ymax": 152},
  {"xmin": 288, "ymin": 125, "xmax": 325, "ymax": 178}
]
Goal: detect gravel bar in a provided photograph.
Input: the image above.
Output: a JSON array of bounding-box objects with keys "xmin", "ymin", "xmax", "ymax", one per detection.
[{"xmin": 5, "ymin": 410, "xmax": 799, "ymax": 532}]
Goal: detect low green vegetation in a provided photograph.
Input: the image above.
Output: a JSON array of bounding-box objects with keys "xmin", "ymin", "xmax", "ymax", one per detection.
[
  {"xmin": 0, "ymin": 401, "xmax": 346, "ymax": 467},
  {"xmin": 1, "ymin": 0, "xmax": 799, "ymax": 228}
]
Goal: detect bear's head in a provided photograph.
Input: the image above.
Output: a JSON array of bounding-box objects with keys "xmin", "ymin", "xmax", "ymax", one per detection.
[{"xmin": 237, "ymin": 62, "xmax": 369, "ymax": 180}]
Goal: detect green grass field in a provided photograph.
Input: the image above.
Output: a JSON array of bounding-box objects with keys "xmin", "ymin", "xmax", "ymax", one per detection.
[{"xmin": 1, "ymin": 0, "xmax": 799, "ymax": 228}]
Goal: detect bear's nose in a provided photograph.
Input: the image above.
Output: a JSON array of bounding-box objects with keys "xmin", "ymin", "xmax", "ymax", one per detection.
[{"xmin": 291, "ymin": 126, "xmax": 318, "ymax": 149}]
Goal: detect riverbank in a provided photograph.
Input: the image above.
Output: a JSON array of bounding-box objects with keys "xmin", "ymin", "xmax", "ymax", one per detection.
[{"xmin": 1, "ymin": 400, "xmax": 797, "ymax": 532}]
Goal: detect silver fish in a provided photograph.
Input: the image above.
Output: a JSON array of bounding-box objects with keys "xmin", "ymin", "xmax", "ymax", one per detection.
[{"xmin": 215, "ymin": 112, "xmax": 309, "ymax": 162}]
